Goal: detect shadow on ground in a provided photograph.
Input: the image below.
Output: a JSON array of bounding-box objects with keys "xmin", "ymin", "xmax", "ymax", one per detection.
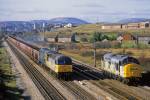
[{"xmin": 0, "ymin": 66, "xmax": 31, "ymax": 100}]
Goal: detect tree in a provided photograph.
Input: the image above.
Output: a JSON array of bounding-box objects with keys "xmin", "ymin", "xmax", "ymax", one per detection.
[
  {"xmin": 102, "ymin": 35, "xmax": 109, "ymax": 40},
  {"xmin": 90, "ymin": 32, "xmax": 103, "ymax": 42}
]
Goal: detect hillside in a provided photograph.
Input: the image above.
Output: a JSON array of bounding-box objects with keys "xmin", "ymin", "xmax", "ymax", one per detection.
[
  {"xmin": 0, "ymin": 17, "xmax": 89, "ymax": 32},
  {"xmin": 48, "ymin": 17, "xmax": 89, "ymax": 25},
  {"xmin": 47, "ymin": 23, "xmax": 150, "ymax": 35},
  {"xmin": 118, "ymin": 18, "xmax": 150, "ymax": 24}
]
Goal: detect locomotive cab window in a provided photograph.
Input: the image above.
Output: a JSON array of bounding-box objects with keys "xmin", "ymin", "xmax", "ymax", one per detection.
[
  {"xmin": 55, "ymin": 56, "xmax": 72, "ymax": 65},
  {"xmin": 122, "ymin": 57, "xmax": 140, "ymax": 65},
  {"xmin": 47, "ymin": 54, "xmax": 50, "ymax": 61},
  {"xmin": 122, "ymin": 59, "xmax": 128, "ymax": 65},
  {"xmin": 47, "ymin": 55, "xmax": 49, "ymax": 61},
  {"xmin": 128, "ymin": 57, "xmax": 140, "ymax": 64},
  {"xmin": 47, "ymin": 54, "xmax": 52, "ymax": 61}
]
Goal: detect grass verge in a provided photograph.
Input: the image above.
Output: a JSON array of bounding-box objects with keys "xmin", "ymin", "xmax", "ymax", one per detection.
[{"xmin": 0, "ymin": 43, "xmax": 21, "ymax": 100}]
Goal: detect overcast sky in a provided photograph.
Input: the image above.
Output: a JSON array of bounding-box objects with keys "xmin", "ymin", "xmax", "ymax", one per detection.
[{"xmin": 0, "ymin": 0, "xmax": 150, "ymax": 22}]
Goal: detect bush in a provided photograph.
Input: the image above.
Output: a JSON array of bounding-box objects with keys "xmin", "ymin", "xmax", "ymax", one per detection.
[
  {"xmin": 121, "ymin": 41, "xmax": 150, "ymax": 49},
  {"xmin": 89, "ymin": 32, "xmax": 103, "ymax": 43},
  {"xmin": 107, "ymin": 34, "xmax": 117, "ymax": 41},
  {"xmin": 89, "ymin": 32, "xmax": 117, "ymax": 43},
  {"xmin": 80, "ymin": 37, "xmax": 88, "ymax": 42},
  {"xmin": 137, "ymin": 43, "xmax": 150, "ymax": 49},
  {"xmin": 121, "ymin": 41, "xmax": 137, "ymax": 48},
  {"xmin": 80, "ymin": 51, "xmax": 93, "ymax": 57},
  {"xmin": 95, "ymin": 41, "xmax": 121, "ymax": 49}
]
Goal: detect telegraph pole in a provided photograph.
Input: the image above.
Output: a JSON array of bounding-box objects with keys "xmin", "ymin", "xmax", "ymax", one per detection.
[
  {"xmin": 43, "ymin": 22, "xmax": 45, "ymax": 41},
  {"xmin": 94, "ymin": 32, "xmax": 96, "ymax": 67}
]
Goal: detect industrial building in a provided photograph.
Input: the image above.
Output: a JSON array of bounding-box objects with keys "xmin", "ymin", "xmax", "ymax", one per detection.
[
  {"xmin": 46, "ymin": 33, "xmax": 76, "ymax": 43},
  {"xmin": 101, "ymin": 21, "xmax": 150, "ymax": 30},
  {"xmin": 57, "ymin": 33, "xmax": 76, "ymax": 43},
  {"xmin": 46, "ymin": 35, "xmax": 58, "ymax": 42}
]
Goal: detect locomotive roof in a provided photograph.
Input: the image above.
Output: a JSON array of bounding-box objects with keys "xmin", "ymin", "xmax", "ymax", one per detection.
[
  {"xmin": 53, "ymin": 54, "xmax": 71, "ymax": 60},
  {"xmin": 40, "ymin": 48, "xmax": 58, "ymax": 54},
  {"xmin": 40, "ymin": 48, "xmax": 71, "ymax": 60},
  {"xmin": 103, "ymin": 53, "xmax": 115, "ymax": 61},
  {"xmin": 41, "ymin": 48, "xmax": 67, "ymax": 59},
  {"xmin": 103, "ymin": 53, "xmax": 130, "ymax": 63},
  {"xmin": 111, "ymin": 55, "xmax": 129, "ymax": 63}
]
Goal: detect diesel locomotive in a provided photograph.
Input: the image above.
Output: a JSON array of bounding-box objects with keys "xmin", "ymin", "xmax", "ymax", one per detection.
[{"xmin": 101, "ymin": 53, "xmax": 143, "ymax": 83}]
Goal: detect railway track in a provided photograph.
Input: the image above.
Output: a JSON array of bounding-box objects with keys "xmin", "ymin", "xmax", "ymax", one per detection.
[
  {"xmin": 59, "ymin": 81, "xmax": 96, "ymax": 100},
  {"xmin": 7, "ymin": 40, "xmax": 97, "ymax": 100},
  {"xmin": 7, "ymin": 38, "xmax": 149, "ymax": 100},
  {"xmin": 39, "ymin": 61, "xmax": 97, "ymax": 99},
  {"xmin": 41, "ymin": 62, "xmax": 97, "ymax": 99},
  {"xmin": 73, "ymin": 60, "xmax": 144, "ymax": 100},
  {"xmin": 139, "ymin": 86, "xmax": 150, "ymax": 93},
  {"xmin": 7, "ymin": 41, "xmax": 66, "ymax": 100}
]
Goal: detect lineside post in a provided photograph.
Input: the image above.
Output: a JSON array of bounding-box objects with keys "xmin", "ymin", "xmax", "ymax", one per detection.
[{"xmin": 94, "ymin": 32, "xmax": 96, "ymax": 67}]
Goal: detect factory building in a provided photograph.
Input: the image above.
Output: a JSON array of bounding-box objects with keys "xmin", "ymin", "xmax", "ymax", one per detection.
[
  {"xmin": 101, "ymin": 21, "xmax": 150, "ymax": 30},
  {"xmin": 58, "ymin": 33, "xmax": 76, "ymax": 43}
]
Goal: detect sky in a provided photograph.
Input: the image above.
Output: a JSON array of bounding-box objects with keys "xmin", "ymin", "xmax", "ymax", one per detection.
[{"xmin": 0, "ymin": 0, "xmax": 150, "ymax": 22}]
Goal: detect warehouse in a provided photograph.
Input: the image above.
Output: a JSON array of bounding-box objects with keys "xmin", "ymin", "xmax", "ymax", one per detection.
[
  {"xmin": 125, "ymin": 23, "xmax": 140, "ymax": 29},
  {"xmin": 101, "ymin": 24, "xmax": 122, "ymax": 30},
  {"xmin": 58, "ymin": 33, "xmax": 76, "ymax": 43},
  {"xmin": 101, "ymin": 21, "xmax": 150, "ymax": 30},
  {"xmin": 46, "ymin": 35, "xmax": 58, "ymax": 42}
]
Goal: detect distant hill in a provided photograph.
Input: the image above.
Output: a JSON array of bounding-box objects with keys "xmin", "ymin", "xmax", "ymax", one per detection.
[
  {"xmin": 31, "ymin": 17, "xmax": 89, "ymax": 25},
  {"xmin": 0, "ymin": 17, "xmax": 89, "ymax": 32},
  {"xmin": 48, "ymin": 17, "xmax": 89, "ymax": 25},
  {"xmin": 0, "ymin": 21, "xmax": 33, "ymax": 32},
  {"xmin": 118, "ymin": 18, "xmax": 150, "ymax": 24}
]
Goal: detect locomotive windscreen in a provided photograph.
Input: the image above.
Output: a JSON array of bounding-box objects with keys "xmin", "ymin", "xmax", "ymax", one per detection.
[
  {"xmin": 55, "ymin": 56, "xmax": 72, "ymax": 65},
  {"xmin": 122, "ymin": 57, "xmax": 140, "ymax": 65},
  {"xmin": 128, "ymin": 57, "xmax": 140, "ymax": 64}
]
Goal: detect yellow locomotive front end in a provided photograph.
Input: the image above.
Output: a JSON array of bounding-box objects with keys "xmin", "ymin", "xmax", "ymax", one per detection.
[
  {"xmin": 124, "ymin": 63, "xmax": 142, "ymax": 80},
  {"xmin": 121, "ymin": 57, "xmax": 143, "ymax": 83},
  {"xmin": 40, "ymin": 48, "xmax": 72, "ymax": 80},
  {"xmin": 54, "ymin": 55, "xmax": 72, "ymax": 80},
  {"xmin": 55, "ymin": 65, "xmax": 72, "ymax": 73}
]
